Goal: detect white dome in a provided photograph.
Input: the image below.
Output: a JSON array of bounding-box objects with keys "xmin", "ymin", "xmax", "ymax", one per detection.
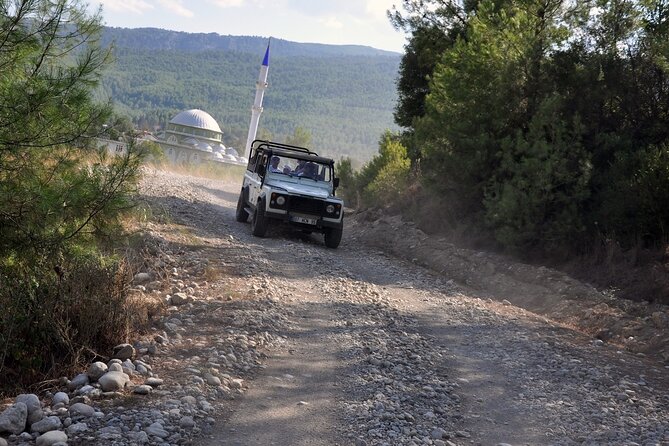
[{"xmin": 170, "ymin": 109, "xmax": 222, "ymax": 133}]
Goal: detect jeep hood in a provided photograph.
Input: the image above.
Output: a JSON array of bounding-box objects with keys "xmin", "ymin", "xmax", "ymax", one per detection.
[{"xmin": 266, "ymin": 180, "xmax": 334, "ymax": 200}]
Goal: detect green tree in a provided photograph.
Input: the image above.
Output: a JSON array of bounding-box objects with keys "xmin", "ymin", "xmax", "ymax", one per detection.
[
  {"xmin": 285, "ymin": 126, "xmax": 313, "ymax": 148},
  {"xmin": 0, "ymin": 0, "xmax": 147, "ymax": 387}
]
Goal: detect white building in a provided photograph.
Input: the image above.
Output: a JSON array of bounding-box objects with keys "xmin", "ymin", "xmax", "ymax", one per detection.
[{"xmin": 159, "ymin": 109, "xmax": 246, "ymax": 165}]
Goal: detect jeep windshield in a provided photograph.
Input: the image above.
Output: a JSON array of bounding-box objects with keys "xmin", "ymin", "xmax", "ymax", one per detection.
[{"xmin": 267, "ymin": 155, "xmax": 332, "ymax": 182}]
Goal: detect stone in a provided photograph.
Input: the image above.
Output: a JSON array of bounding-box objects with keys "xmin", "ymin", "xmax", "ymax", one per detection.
[
  {"xmin": 431, "ymin": 428, "xmax": 447, "ymax": 439},
  {"xmin": 133, "ymin": 272, "xmax": 151, "ymax": 284},
  {"xmin": 0, "ymin": 402, "xmax": 28, "ymax": 435},
  {"xmin": 52, "ymin": 392, "xmax": 69, "ymax": 407},
  {"xmin": 69, "ymin": 403, "xmax": 95, "ymax": 417},
  {"xmin": 108, "ymin": 362, "xmax": 123, "ymax": 372},
  {"xmin": 87, "ymin": 361, "xmax": 108, "ymax": 381},
  {"xmin": 128, "ymin": 431, "xmax": 149, "ymax": 443},
  {"xmin": 145, "ymin": 422, "xmax": 169, "ymax": 438},
  {"xmin": 67, "ymin": 373, "xmax": 89, "ymax": 392},
  {"xmin": 179, "ymin": 416, "xmax": 195, "ymax": 428},
  {"xmin": 112, "ymin": 343, "xmax": 135, "ymax": 361},
  {"xmin": 66, "ymin": 422, "xmax": 88, "ymax": 434},
  {"xmin": 35, "ymin": 430, "xmax": 67, "ymax": 446},
  {"xmin": 133, "ymin": 385, "xmax": 153, "ymax": 395},
  {"xmin": 0, "ymin": 437, "xmax": 7, "ymax": 446},
  {"xmin": 98, "ymin": 371, "xmax": 130, "ymax": 392},
  {"xmin": 145, "ymin": 377, "xmax": 164, "ymax": 387},
  {"xmin": 170, "ymin": 292, "xmax": 189, "ymax": 305},
  {"xmin": 204, "ymin": 373, "xmax": 221, "ymax": 386},
  {"xmin": 31, "ymin": 416, "xmax": 62, "ymax": 434},
  {"xmin": 16, "ymin": 394, "xmax": 40, "ymax": 416}
]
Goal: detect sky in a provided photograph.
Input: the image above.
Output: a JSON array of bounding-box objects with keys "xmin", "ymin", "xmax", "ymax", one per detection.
[{"xmin": 91, "ymin": 0, "xmax": 408, "ymax": 53}]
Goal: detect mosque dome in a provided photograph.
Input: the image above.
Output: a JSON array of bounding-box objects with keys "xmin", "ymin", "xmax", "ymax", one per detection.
[{"xmin": 169, "ymin": 109, "xmax": 222, "ymax": 133}]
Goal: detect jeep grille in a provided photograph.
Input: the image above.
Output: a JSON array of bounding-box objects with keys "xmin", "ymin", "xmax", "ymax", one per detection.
[{"xmin": 289, "ymin": 196, "xmax": 324, "ymax": 215}]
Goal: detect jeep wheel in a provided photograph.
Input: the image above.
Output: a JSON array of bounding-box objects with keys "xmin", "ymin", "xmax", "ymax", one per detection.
[
  {"xmin": 235, "ymin": 192, "xmax": 249, "ymax": 222},
  {"xmin": 324, "ymin": 227, "xmax": 342, "ymax": 249},
  {"xmin": 251, "ymin": 200, "xmax": 268, "ymax": 237}
]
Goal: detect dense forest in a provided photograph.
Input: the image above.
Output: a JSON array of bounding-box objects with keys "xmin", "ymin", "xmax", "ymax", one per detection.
[
  {"xmin": 99, "ymin": 28, "xmax": 400, "ymax": 161},
  {"xmin": 345, "ymin": 0, "xmax": 669, "ymax": 269}
]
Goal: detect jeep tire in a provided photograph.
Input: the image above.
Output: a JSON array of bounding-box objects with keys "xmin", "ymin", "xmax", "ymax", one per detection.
[
  {"xmin": 235, "ymin": 190, "xmax": 249, "ymax": 223},
  {"xmin": 324, "ymin": 227, "xmax": 342, "ymax": 249},
  {"xmin": 251, "ymin": 199, "xmax": 269, "ymax": 237}
]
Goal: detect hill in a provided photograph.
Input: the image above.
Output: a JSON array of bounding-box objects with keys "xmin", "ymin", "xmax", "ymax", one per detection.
[{"xmin": 100, "ymin": 28, "xmax": 401, "ymax": 161}]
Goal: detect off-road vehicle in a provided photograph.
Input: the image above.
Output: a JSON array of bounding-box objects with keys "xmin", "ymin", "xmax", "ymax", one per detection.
[{"xmin": 235, "ymin": 140, "xmax": 344, "ymax": 248}]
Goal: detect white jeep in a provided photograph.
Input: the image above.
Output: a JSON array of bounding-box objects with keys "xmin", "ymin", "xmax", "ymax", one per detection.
[{"xmin": 235, "ymin": 140, "xmax": 344, "ymax": 248}]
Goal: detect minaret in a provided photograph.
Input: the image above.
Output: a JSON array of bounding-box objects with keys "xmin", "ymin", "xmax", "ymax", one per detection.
[{"xmin": 245, "ymin": 39, "xmax": 270, "ymax": 157}]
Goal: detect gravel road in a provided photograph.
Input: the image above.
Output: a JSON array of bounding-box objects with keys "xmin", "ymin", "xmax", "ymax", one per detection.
[
  {"xmin": 139, "ymin": 169, "xmax": 669, "ymax": 446},
  {"xmin": 6, "ymin": 168, "xmax": 665, "ymax": 446}
]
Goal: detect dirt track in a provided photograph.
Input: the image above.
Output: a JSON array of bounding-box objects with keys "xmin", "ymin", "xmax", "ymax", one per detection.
[{"xmin": 138, "ymin": 169, "xmax": 669, "ymax": 446}]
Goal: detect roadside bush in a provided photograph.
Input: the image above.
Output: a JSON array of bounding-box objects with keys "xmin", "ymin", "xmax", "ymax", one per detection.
[
  {"xmin": 0, "ymin": 252, "xmax": 161, "ymax": 394},
  {"xmin": 356, "ymin": 131, "xmax": 412, "ymax": 209}
]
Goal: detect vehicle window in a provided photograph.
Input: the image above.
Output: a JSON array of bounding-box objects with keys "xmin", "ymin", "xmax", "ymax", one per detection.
[{"xmin": 268, "ymin": 156, "xmax": 331, "ymax": 181}]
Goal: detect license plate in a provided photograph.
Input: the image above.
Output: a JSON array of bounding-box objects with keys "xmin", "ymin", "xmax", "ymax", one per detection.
[{"xmin": 291, "ymin": 215, "xmax": 317, "ymax": 225}]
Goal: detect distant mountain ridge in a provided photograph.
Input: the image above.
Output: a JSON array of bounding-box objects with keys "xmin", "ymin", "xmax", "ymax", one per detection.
[
  {"xmin": 100, "ymin": 27, "xmax": 401, "ymax": 161},
  {"xmin": 102, "ymin": 27, "xmax": 400, "ymax": 57}
]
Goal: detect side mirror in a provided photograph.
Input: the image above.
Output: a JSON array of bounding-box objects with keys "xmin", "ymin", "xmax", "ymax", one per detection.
[{"xmin": 333, "ymin": 178, "xmax": 340, "ymax": 188}]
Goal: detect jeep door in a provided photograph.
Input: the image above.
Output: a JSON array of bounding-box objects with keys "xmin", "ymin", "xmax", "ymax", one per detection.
[{"xmin": 247, "ymin": 152, "xmax": 267, "ymax": 207}]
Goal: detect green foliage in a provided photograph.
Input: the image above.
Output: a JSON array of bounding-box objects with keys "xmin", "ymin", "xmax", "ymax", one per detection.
[
  {"xmin": 483, "ymin": 98, "xmax": 591, "ymax": 251},
  {"xmin": 285, "ymin": 126, "xmax": 313, "ymax": 148},
  {"xmin": 336, "ymin": 157, "xmax": 359, "ymax": 207},
  {"xmin": 356, "ymin": 132, "xmax": 411, "ymax": 208},
  {"xmin": 389, "ymin": 0, "xmax": 669, "ymax": 253}
]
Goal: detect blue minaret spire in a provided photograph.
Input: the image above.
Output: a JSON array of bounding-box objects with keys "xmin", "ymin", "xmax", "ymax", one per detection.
[
  {"xmin": 262, "ymin": 39, "xmax": 270, "ymax": 67},
  {"xmin": 245, "ymin": 38, "xmax": 271, "ymax": 156}
]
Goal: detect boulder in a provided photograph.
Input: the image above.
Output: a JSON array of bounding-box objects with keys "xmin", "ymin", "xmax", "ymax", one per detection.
[
  {"xmin": 69, "ymin": 403, "xmax": 95, "ymax": 417},
  {"xmin": 112, "ymin": 343, "xmax": 135, "ymax": 361},
  {"xmin": 98, "ymin": 371, "xmax": 130, "ymax": 392},
  {"xmin": 170, "ymin": 292, "xmax": 189, "ymax": 305},
  {"xmin": 35, "ymin": 430, "xmax": 68, "ymax": 446},
  {"xmin": 31, "ymin": 416, "xmax": 62, "ymax": 433},
  {"xmin": 67, "ymin": 373, "xmax": 89, "ymax": 392},
  {"xmin": 0, "ymin": 402, "xmax": 28, "ymax": 435},
  {"xmin": 52, "ymin": 392, "xmax": 69, "ymax": 407},
  {"xmin": 87, "ymin": 361, "xmax": 108, "ymax": 381}
]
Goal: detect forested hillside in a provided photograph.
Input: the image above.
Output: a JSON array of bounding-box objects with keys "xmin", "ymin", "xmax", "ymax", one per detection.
[{"xmin": 100, "ymin": 28, "xmax": 400, "ymax": 161}]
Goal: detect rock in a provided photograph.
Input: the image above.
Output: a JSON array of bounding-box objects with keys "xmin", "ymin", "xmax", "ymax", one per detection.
[
  {"xmin": 145, "ymin": 377, "xmax": 164, "ymax": 387},
  {"xmin": 0, "ymin": 437, "xmax": 7, "ymax": 446},
  {"xmin": 431, "ymin": 427, "xmax": 447, "ymax": 439},
  {"xmin": 31, "ymin": 416, "xmax": 62, "ymax": 434},
  {"xmin": 230, "ymin": 378, "xmax": 244, "ymax": 389},
  {"xmin": 87, "ymin": 361, "xmax": 108, "ymax": 381},
  {"xmin": 204, "ymin": 373, "xmax": 221, "ymax": 386},
  {"xmin": 52, "ymin": 392, "xmax": 69, "ymax": 407},
  {"xmin": 67, "ymin": 373, "xmax": 89, "ymax": 392},
  {"xmin": 16, "ymin": 394, "xmax": 40, "ymax": 416},
  {"xmin": 69, "ymin": 403, "xmax": 95, "ymax": 417},
  {"xmin": 170, "ymin": 292, "xmax": 189, "ymax": 305},
  {"xmin": 35, "ymin": 430, "xmax": 67, "ymax": 446},
  {"xmin": 145, "ymin": 422, "xmax": 169, "ymax": 438},
  {"xmin": 112, "ymin": 343, "xmax": 135, "ymax": 361},
  {"xmin": 108, "ymin": 362, "xmax": 123, "ymax": 372},
  {"xmin": 179, "ymin": 416, "xmax": 195, "ymax": 428},
  {"xmin": 128, "ymin": 430, "xmax": 149, "ymax": 443},
  {"xmin": 66, "ymin": 422, "xmax": 88, "ymax": 434},
  {"xmin": 133, "ymin": 272, "xmax": 151, "ymax": 284},
  {"xmin": 133, "ymin": 385, "xmax": 153, "ymax": 395},
  {"xmin": 0, "ymin": 402, "xmax": 28, "ymax": 435},
  {"xmin": 98, "ymin": 371, "xmax": 130, "ymax": 392}
]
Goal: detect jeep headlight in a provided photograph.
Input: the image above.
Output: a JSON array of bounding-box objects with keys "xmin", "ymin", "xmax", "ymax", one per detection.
[
  {"xmin": 326, "ymin": 204, "xmax": 335, "ymax": 214},
  {"xmin": 276, "ymin": 196, "xmax": 286, "ymax": 206}
]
